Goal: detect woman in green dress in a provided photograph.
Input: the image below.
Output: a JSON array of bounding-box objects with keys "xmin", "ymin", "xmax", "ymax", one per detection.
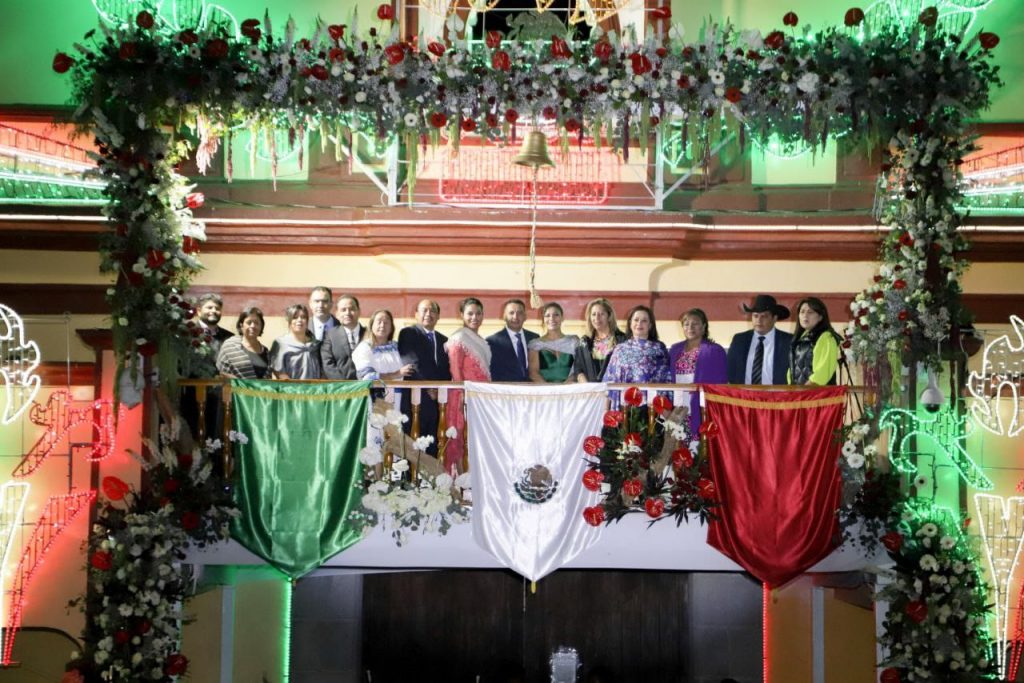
[{"xmin": 528, "ymin": 302, "xmax": 580, "ymax": 383}]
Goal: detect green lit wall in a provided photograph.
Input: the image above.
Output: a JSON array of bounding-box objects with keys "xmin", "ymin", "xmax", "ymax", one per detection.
[{"xmin": 1, "ymin": 0, "xmax": 1020, "ymax": 121}]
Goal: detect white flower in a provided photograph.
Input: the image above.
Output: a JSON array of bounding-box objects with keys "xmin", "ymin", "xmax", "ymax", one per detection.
[
  {"xmin": 404, "ymin": 113, "xmax": 420, "ymax": 127},
  {"xmin": 914, "ymin": 473, "xmax": 931, "ymax": 491},
  {"xmin": 228, "ymin": 430, "xmax": 249, "ymax": 444},
  {"xmin": 392, "ymin": 458, "xmax": 410, "ymax": 473},
  {"xmin": 454, "ymin": 472, "xmax": 472, "ymax": 488},
  {"xmin": 435, "ymin": 473, "xmax": 453, "ymax": 489},
  {"xmin": 845, "ymin": 452, "xmax": 865, "ymax": 469},
  {"xmin": 919, "ymin": 522, "xmax": 939, "ymax": 537},
  {"xmin": 940, "ymin": 535, "xmax": 955, "ymax": 550},
  {"xmin": 920, "ymin": 554, "xmax": 939, "ymax": 571},
  {"xmin": 343, "ymin": 72, "xmax": 355, "ymax": 82},
  {"xmin": 369, "ymin": 481, "xmax": 390, "ymax": 494},
  {"xmin": 413, "ymin": 435, "xmax": 435, "ymax": 452},
  {"xmin": 369, "ymin": 413, "xmax": 388, "ymax": 429},
  {"xmin": 188, "ymin": 45, "xmax": 200, "ymax": 59},
  {"xmin": 841, "ymin": 440, "xmax": 857, "ymax": 457},
  {"xmin": 354, "ymin": 91, "xmax": 367, "ymax": 103},
  {"xmin": 796, "ymin": 72, "xmax": 820, "ymax": 93},
  {"xmin": 384, "ymin": 408, "xmax": 408, "ymax": 425},
  {"xmin": 206, "ymin": 438, "xmax": 222, "ymax": 452},
  {"xmin": 445, "ymin": 426, "xmax": 458, "ymax": 439},
  {"xmin": 709, "ymin": 70, "xmax": 725, "ymax": 84},
  {"xmin": 359, "ymin": 446, "xmax": 383, "ymax": 466}
]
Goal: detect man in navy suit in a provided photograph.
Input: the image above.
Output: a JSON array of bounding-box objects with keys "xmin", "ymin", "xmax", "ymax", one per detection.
[
  {"xmin": 727, "ymin": 294, "xmax": 793, "ymax": 385},
  {"xmin": 397, "ymin": 299, "xmax": 451, "ymax": 454},
  {"xmin": 320, "ymin": 294, "xmax": 366, "ymax": 379},
  {"xmin": 308, "ymin": 286, "xmax": 340, "ymax": 341},
  {"xmin": 486, "ymin": 298, "xmax": 539, "ymax": 382}
]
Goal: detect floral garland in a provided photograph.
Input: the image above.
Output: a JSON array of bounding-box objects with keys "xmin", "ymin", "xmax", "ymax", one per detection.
[
  {"xmin": 64, "ymin": 422, "xmax": 239, "ymax": 683},
  {"xmin": 349, "ymin": 406, "xmax": 470, "ymax": 546},
  {"xmin": 580, "ymin": 387, "xmax": 717, "ymax": 526}
]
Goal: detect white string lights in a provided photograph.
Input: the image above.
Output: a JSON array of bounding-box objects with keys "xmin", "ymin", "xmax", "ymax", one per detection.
[
  {"xmin": 0, "ymin": 304, "xmax": 41, "ymax": 426},
  {"xmin": 967, "ymin": 315, "xmax": 1024, "ymax": 437},
  {"xmin": 974, "ymin": 494, "xmax": 1024, "ymax": 680}
]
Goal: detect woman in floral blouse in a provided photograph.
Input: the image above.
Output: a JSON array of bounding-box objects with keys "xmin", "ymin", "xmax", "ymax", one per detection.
[
  {"xmin": 603, "ymin": 305, "xmax": 672, "ymax": 385},
  {"xmin": 667, "ymin": 308, "xmax": 728, "ymax": 437}
]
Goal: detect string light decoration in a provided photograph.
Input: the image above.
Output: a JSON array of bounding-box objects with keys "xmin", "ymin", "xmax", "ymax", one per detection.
[
  {"xmin": 967, "ymin": 315, "xmax": 1024, "ymax": 437},
  {"xmin": 878, "ymin": 404, "xmax": 993, "ymax": 490},
  {"xmin": 1, "ymin": 491, "xmax": 95, "ymax": 666},
  {"xmin": 973, "ymin": 494, "xmax": 1024, "ymax": 680},
  {"xmin": 0, "ymin": 482, "xmax": 30, "ymax": 664},
  {"xmin": 0, "ymin": 304, "xmax": 41, "ymax": 426},
  {"xmin": 13, "ymin": 390, "xmax": 122, "ymax": 478},
  {"xmin": 92, "ymin": 0, "xmax": 239, "ymax": 36}
]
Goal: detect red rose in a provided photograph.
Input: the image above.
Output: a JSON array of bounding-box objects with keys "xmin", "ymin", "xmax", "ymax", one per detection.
[
  {"xmin": 146, "ymin": 248, "xmax": 167, "ymax": 270},
  {"xmin": 622, "ymin": 478, "xmax": 643, "ymax": 497},
  {"xmin": 697, "ymin": 478, "xmax": 716, "ymax": 500},
  {"xmin": 119, "ymin": 42, "xmax": 138, "ymax": 60},
  {"xmin": 182, "ymin": 236, "xmax": 200, "ymax": 254},
  {"xmin": 724, "ymin": 87, "xmax": 742, "ymax": 103},
  {"xmin": 179, "ymin": 29, "xmax": 199, "ymax": 45},
  {"xmin": 594, "ymin": 41, "xmax": 612, "ymax": 63},
  {"xmin": 979, "ymin": 32, "xmax": 999, "ymax": 50},
  {"xmin": 429, "ymin": 112, "xmax": 448, "ymax": 128},
  {"xmin": 879, "ymin": 668, "xmax": 901, "ymax": 683},
  {"xmin": 52, "ymin": 52, "xmax": 73, "ymax": 74},
  {"xmin": 905, "ymin": 600, "xmax": 927, "ymax": 623},
  {"xmin": 204, "ymin": 38, "xmax": 228, "ymax": 59},
  {"xmin": 782, "ymin": 11, "xmax": 799, "ymax": 26},
  {"xmin": 583, "ymin": 505, "xmax": 605, "ymax": 526},
  {"xmin": 136, "ymin": 10, "xmax": 155, "ymax": 29},
  {"xmin": 163, "ymin": 478, "xmax": 181, "ymax": 494},
  {"xmin": 677, "ymin": 74, "xmax": 690, "ymax": 89},
  {"xmin": 329, "ymin": 47, "xmax": 345, "ymax": 63},
  {"xmin": 651, "ymin": 394, "xmax": 673, "ymax": 416},
  {"xmin": 384, "ymin": 44, "xmax": 405, "ymax": 65},
  {"xmin": 893, "ymin": 279, "xmax": 907, "ymax": 290},
  {"xmin": 623, "ymin": 386, "xmax": 644, "ymax": 407},
  {"xmin": 629, "ymin": 53, "xmax": 652, "ymax": 75},
  {"xmin": 102, "ymin": 476, "xmax": 130, "ymax": 501},
  {"xmin": 114, "ymin": 629, "xmax": 131, "ymax": 644},
  {"xmin": 377, "ymin": 3, "xmax": 395, "ymax": 20},
  {"xmin": 624, "ymin": 432, "xmax": 643, "ymax": 449},
  {"xmin": 181, "ymin": 511, "xmax": 201, "ymax": 531},
  {"xmin": 645, "ymin": 497, "xmax": 665, "ymax": 518},
  {"xmin": 504, "ymin": 109, "xmax": 519, "ymax": 124},
  {"xmin": 485, "ymin": 113, "xmax": 499, "ymax": 128},
  {"xmin": 764, "ymin": 31, "xmax": 785, "ymax": 49},
  {"xmin": 651, "ymin": 5, "xmax": 671, "ymax": 20},
  {"xmin": 550, "ymin": 36, "xmax": 571, "ymax": 59},
  {"xmin": 881, "ymin": 531, "xmax": 903, "ymax": 553},
  {"xmin": 90, "ymin": 551, "xmax": 113, "ymax": 571},
  {"xmin": 460, "ymin": 118, "xmax": 477, "ymax": 133},
  {"xmin": 427, "ymin": 41, "xmax": 446, "ymax": 57},
  {"xmin": 918, "ymin": 6, "xmax": 938, "ymax": 27},
  {"xmin": 582, "ymin": 469, "xmax": 604, "ymax": 492},
  {"xmin": 564, "ymin": 118, "xmax": 581, "ymax": 133},
  {"xmin": 671, "ymin": 447, "xmax": 693, "ymax": 470},
  {"xmin": 309, "ymin": 64, "xmax": 329, "ymax": 81},
  {"xmin": 328, "ymin": 24, "xmax": 346, "ymax": 42},
  {"xmin": 583, "ymin": 436, "xmax": 606, "ymax": 456},
  {"xmin": 164, "ymin": 653, "xmax": 189, "ymax": 677},
  {"xmin": 844, "ymin": 7, "xmax": 865, "ymax": 26},
  {"xmin": 491, "ymin": 50, "xmax": 511, "ymax": 71},
  {"xmin": 603, "ymin": 410, "xmax": 624, "ymax": 427}
]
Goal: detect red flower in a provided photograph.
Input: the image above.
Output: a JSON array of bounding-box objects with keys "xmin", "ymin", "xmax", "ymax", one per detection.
[
  {"xmin": 724, "ymin": 87, "xmax": 742, "ymax": 103},
  {"xmin": 698, "ymin": 421, "xmax": 719, "ymax": 437},
  {"xmin": 905, "ymin": 600, "xmax": 928, "ymax": 623},
  {"xmin": 114, "ymin": 629, "xmax": 131, "ymax": 644},
  {"xmin": 651, "ymin": 394, "xmax": 673, "ymax": 416},
  {"xmin": 645, "ymin": 497, "xmax": 665, "ymax": 518},
  {"xmin": 603, "ymin": 410, "xmax": 624, "ymax": 428},
  {"xmin": 329, "ymin": 48, "xmax": 346, "ymax": 63},
  {"xmin": 182, "ymin": 236, "xmax": 200, "ymax": 255},
  {"xmin": 138, "ymin": 341, "xmax": 158, "ymax": 357},
  {"xmin": 384, "ymin": 44, "xmax": 405, "ymax": 65},
  {"xmin": 844, "ymin": 7, "xmax": 865, "ymax": 26},
  {"xmin": 177, "ymin": 452, "xmax": 194, "ymax": 470},
  {"xmin": 782, "ymin": 11, "xmax": 799, "ymax": 26},
  {"xmin": 429, "ymin": 112, "xmax": 448, "ymax": 128},
  {"xmin": 881, "ymin": 531, "xmax": 903, "ymax": 553},
  {"xmin": 918, "ymin": 6, "xmax": 938, "ymax": 27},
  {"xmin": 427, "ymin": 41, "xmax": 446, "ymax": 57},
  {"xmin": 583, "ymin": 505, "xmax": 606, "ymax": 526},
  {"xmin": 163, "ymin": 478, "xmax": 181, "ymax": 494},
  {"xmin": 677, "ymin": 74, "xmax": 690, "ymax": 89},
  {"xmin": 897, "ymin": 310, "xmax": 908, "ymax": 321},
  {"xmin": 624, "ymin": 432, "xmax": 643, "ymax": 449},
  {"xmin": 135, "ymin": 619, "xmax": 152, "ymax": 634},
  {"xmin": 239, "ymin": 18, "xmax": 260, "ymax": 40},
  {"xmin": 622, "ymin": 478, "xmax": 643, "ymax": 497},
  {"xmin": 898, "ymin": 231, "xmax": 914, "ymax": 247},
  {"xmin": 594, "ymin": 41, "xmax": 613, "ymax": 63},
  {"xmin": 52, "ymin": 52, "xmax": 74, "ymax": 73},
  {"xmin": 671, "ymin": 447, "xmax": 693, "ymax": 470},
  {"xmin": 880, "ymin": 668, "xmax": 901, "ymax": 683},
  {"xmin": 296, "ymin": 38, "xmax": 312, "ymax": 52},
  {"xmin": 119, "ymin": 42, "xmax": 138, "ymax": 60},
  {"xmin": 460, "ymin": 118, "xmax": 477, "ymax": 133},
  {"xmin": 979, "ymin": 32, "xmax": 1000, "ymax": 50},
  {"xmin": 179, "ymin": 29, "xmax": 199, "ymax": 45},
  {"xmin": 486, "ymin": 30, "xmax": 502, "ymax": 49},
  {"xmin": 697, "ymin": 478, "xmax": 716, "ymax": 500},
  {"xmin": 102, "ymin": 476, "xmax": 130, "ymax": 501},
  {"xmin": 582, "ymin": 469, "xmax": 604, "ymax": 492},
  {"xmin": 505, "ymin": 109, "xmax": 519, "ymax": 124},
  {"xmin": 309, "ymin": 64, "xmax": 329, "ymax": 81},
  {"xmin": 564, "ymin": 118, "xmax": 581, "ymax": 133},
  {"xmin": 377, "ymin": 3, "xmax": 395, "ymax": 21},
  {"xmin": 485, "ymin": 113, "xmax": 499, "ymax": 128},
  {"xmin": 491, "ymin": 50, "xmax": 511, "ymax": 71},
  {"xmin": 629, "ymin": 53, "xmax": 653, "ymax": 75},
  {"xmin": 550, "ymin": 36, "xmax": 572, "ymax": 59},
  {"xmin": 892, "ymin": 279, "xmax": 907, "ymax": 290},
  {"xmin": 181, "ymin": 511, "xmax": 201, "ymax": 531},
  {"xmin": 623, "ymin": 386, "xmax": 644, "ymax": 407},
  {"xmin": 764, "ymin": 31, "xmax": 786, "ymax": 49},
  {"xmin": 204, "ymin": 38, "xmax": 229, "ymax": 59},
  {"xmin": 651, "ymin": 5, "xmax": 671, "ymax": 20},
  {"xmin": 90, "ymin": 551, "xmax": 113, "ymax": 571},
  {"xmin": 136, "ymin": 10, "xmax": 155, "ymax": 29},
  {"xmin": 583, "ymin": 436, "xmax": 606, "ymax": 456},
  {"xmin": 164, "ymin": 653, "xmax": 189, "ymax": 677},
  {"xmin": 146, "ymin": 248, "xmax": 167, "ymax": 270},
  {"xmin": 328, "ymin": 24, "xmax": 346, "ymax": 42}
]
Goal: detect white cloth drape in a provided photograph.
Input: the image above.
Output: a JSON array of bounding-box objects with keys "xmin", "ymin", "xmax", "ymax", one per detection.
[{"xmin": 464, "ymin": 381, "xmax": 607, "ymax": 582}]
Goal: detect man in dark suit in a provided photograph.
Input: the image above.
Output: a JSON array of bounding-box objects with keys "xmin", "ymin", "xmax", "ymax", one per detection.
[
  {"xmin": 397, "ymin": 299, "xmax": 451, "ymax": 454},
  {"xmin": 727, "ymin": 294, "xmax": 793, "ymax": 385},
  {"xmin": 486, "ymin": 298, "xmax": 539, "ymax": 382},
  {"xmin": 308, "ymin": 286, "xmax": 340, "ymax": 342},
  {"xmin": 320, "ymin": 294, "xmax": 366, "ymax": 379}
]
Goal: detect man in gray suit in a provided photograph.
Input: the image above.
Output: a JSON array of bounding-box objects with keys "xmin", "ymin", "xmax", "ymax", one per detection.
[{"xmin": 320, "ymin": 294, "xmax": 366, "ymax": 379}]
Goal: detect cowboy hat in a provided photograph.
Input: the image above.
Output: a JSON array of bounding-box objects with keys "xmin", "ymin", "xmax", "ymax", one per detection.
[{"xmin": 742, "ymin": 294, "xmax": 790, "ymax": 320}]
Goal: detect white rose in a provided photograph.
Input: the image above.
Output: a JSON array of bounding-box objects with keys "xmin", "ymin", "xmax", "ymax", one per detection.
[
  {"xmin": 354, "ymin": 91, "xmax": 367, "ymax": 103},
  {"xmin": 358, "ymin": 446, "xmax": 383, "ymax": 466}
]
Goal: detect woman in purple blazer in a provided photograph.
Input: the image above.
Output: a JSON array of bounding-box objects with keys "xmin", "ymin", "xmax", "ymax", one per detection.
[{"xmin": 667, "ymin": 308, "xmax": 728, "ymax": 438}]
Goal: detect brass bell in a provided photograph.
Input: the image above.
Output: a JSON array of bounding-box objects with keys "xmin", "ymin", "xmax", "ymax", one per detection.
[{"xmin": 513, "ymin": 131, "xmax": 555, "ymax": 169}]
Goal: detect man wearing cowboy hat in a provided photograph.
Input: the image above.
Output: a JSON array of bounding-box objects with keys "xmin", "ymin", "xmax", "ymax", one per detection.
[{"xmin": 727, "ymin": 294, "xmax": 793, "ymax": 385}]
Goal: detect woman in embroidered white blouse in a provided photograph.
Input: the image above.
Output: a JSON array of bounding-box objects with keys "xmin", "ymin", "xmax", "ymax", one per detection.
[{"xmin": 352, "ymin": 309, "xmax": 415, "ymax": 382}]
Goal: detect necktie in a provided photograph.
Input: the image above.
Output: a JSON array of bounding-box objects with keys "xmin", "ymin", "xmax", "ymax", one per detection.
[
  {"xmin": 514, "ymin": 333, "xmax": 527, "ymax": 376},
  {"xmin": 427, "ymin": 330, "xmax": 436, "ymax": 363},
  {"xmin": 752, "ymin": 335, "xmax": 766, "ymax": 384},
  {"xmin": 348, "ymin": 329, "xmax": 357, "ymax": 348}
]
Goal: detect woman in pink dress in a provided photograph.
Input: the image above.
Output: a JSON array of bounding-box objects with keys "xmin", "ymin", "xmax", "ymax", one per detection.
[{"xmin": 444, "ymin": 297, "xmax": 491, "ymax": 473}]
